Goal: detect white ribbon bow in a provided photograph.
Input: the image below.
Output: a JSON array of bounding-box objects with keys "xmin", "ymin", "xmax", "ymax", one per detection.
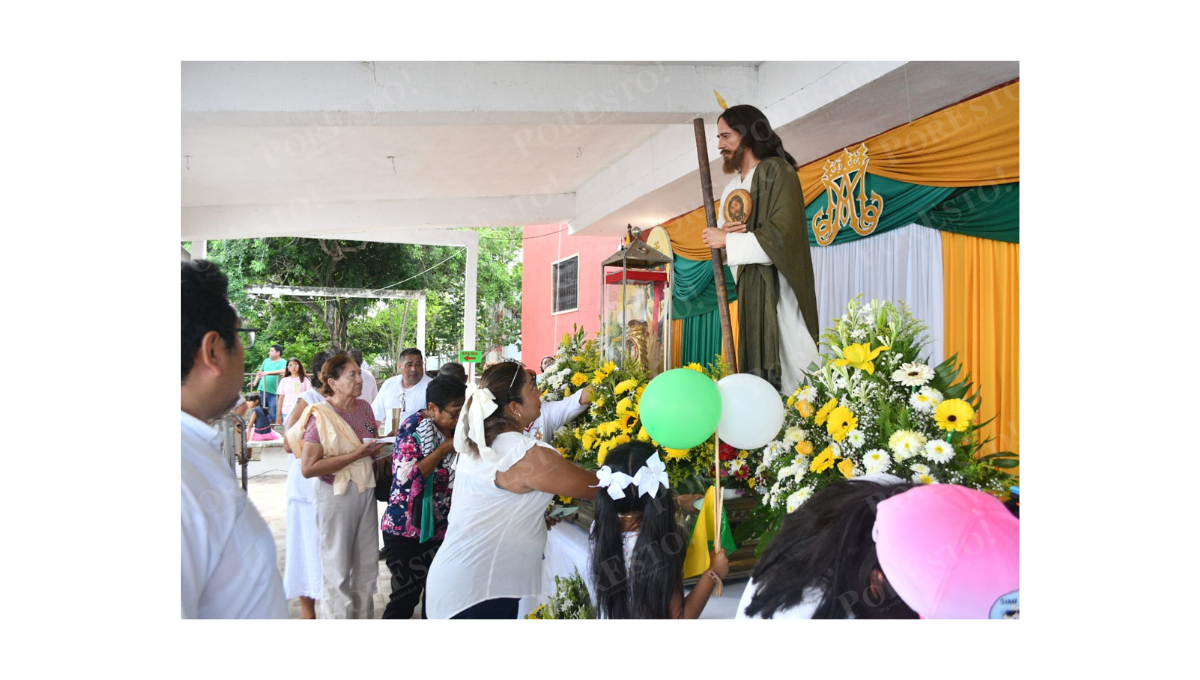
[
  {"xmin": 592, "ymin": 465, "xmax": 635, "ymax": 500},
  {"xmin": 632, "ymin": 452, "xmax": 670, "ymax": 498},
  {"xmin": 454, "ymin": 386, "xmax": 498, "ymax": 462}
]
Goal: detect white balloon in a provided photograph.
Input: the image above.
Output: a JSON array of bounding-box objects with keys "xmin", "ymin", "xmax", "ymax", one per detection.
[{"xmin": 716, "ymin": 374, "xmax": 786, "ymax": 450}]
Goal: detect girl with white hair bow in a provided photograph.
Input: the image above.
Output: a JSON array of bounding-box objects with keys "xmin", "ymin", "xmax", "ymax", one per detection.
[
  {"xmin": 424, "ymin": 361, "xmax": 599, "ymax": 619},
  {"xmin": 587, "ymin": 441, "xmax": 729, "ymax": 619}
]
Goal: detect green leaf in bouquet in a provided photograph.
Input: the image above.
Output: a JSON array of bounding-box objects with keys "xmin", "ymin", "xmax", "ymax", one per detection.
[{"xmin": 986, "ymin": 458, "xmax": 1020, "ymax": 469}]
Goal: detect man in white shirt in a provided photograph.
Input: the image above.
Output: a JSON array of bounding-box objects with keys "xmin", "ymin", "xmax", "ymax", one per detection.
[
  {"xmin": 181, "ymin": 259, "xmax": 288, "ymax": 619},
  {"xmin": 349, "ymin": 347, "xmax": 378, "ymax": 404},
  {"xmin": 700, "ymin": 104, "xmax": 821, "ymax": 393},
  {"xmin": 373, "ymin": 347, "xmax": 432, "ymax": 434}
]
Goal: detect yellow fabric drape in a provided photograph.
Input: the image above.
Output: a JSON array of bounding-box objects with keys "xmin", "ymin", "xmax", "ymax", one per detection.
[
  {"xmin": 671, "ymin": 318, "xmax": 683, "ymax": 367},
  {"xmin": 941, "ymin": 232, "xmax": 1019, "ymax": 470},
  {"xmin": 662, "ymin": 82, "xmax": 1019, "ymax": 259}
]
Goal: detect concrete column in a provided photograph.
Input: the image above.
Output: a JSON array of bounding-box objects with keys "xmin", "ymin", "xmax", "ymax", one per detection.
[
  {"xmin": 195, "ymin": 240, "xmax": 207, "ymax": 259},
  {"xmin": 464, "ymin": 238, "xmax": 478, "ymax": 354},
  {"xmin": 417, "ymin": 295, "xmax": 427, "ymax": 357}
]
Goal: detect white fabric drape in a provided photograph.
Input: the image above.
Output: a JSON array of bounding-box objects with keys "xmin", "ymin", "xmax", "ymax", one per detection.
[{"xmin": 810, "ymin": 223, "xmax": 945, "ymax": 366}]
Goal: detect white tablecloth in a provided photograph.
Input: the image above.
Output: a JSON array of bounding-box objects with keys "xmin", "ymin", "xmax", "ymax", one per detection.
[{"xmin": 516, "ymin": 522, "xmax": 746, "ymax": 619}]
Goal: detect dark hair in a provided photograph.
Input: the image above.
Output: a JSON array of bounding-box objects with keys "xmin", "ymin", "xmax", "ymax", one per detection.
[
  {"xmin": 426, "ymin": 376, "xmax": 467, "ymax": 411},
  {"xmin": 478, "ymin": 361, "xmax": 531, "ymax": 447},
  {"xmin": 437, "ymin": 362, "xmax": 467, "ymax": 382},
  {"xmin": 270, "ymin": 343, "xmax": 284, "ymax": 354},
  {"xmin": 745, "ymin": 478, "xmax": 919, "ymax": 619},
  {"xmin": 718, "ymin": 105, "xmax": 798, "ymax": 170},
  {"xmin": 285, "ymin": 357, "xmax": 307, "ymax": 382},
  {"xmin": 399, "ymin": 347, "xmax": 423, "ymax": 361},
  {"xmin": 589, "ymin": 442, "xmax": 685, "ymax": 619},
  {"xmin": 319, "ymin": 354, "xmax": 359, "ymax": 398},
  {"xmin": 244, "ymin": 393, "xmax": 261, "ymax": 404},
  {"xmin": 181, "ymin": 260, "xmax": 237, "ymax": 383},
  {"xmin": 308, "ymin": 351, "xmax": 331, "ymax": 390},
  {"xmin": 347, "ymin": 347, "xmax": 364, "ymax": 364}
]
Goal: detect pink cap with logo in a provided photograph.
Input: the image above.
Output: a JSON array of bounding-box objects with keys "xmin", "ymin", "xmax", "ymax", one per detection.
[{"xmin": 873, "ymin": 484, "xmax": 1019, "ymax": 619}]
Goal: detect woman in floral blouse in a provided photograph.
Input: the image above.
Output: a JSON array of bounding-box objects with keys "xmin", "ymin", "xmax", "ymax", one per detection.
[{"xmin": 380, "ymin": 376, "xmax": 466, "ymax": 619}]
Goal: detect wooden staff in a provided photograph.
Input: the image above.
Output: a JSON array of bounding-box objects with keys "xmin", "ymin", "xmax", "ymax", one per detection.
[
  {"xmin": 712, "ymin": 429, "xmax": 723, "ymax": 596},
  {"xmin": 693, "ymin": 118, "xmax": 738, "ymax": 374}
]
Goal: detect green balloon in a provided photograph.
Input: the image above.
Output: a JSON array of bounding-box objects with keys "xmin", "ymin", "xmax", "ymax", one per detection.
[{"xmin": 640, "ymin": 369, "xmax": 722, "ymax": 449}]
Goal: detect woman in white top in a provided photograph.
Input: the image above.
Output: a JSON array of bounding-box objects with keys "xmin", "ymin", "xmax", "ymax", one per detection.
[
  {"xmin": 280, "ymin": 350, "xmax": 332, "ymax": 619},
  {"xmin": 736, "ymin": 477, "xmax": 918, "ymax": 620},
  {"xmin": 424, "ymin": 361, "xmax": 599, "ymax": 619}
]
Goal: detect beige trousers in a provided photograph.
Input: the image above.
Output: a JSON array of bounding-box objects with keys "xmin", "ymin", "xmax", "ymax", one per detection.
[{"xmin": 315, "ymin": 479, "xmax": 378, "ymax": 619}]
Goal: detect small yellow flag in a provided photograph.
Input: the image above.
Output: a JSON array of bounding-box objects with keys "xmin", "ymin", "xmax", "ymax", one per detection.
[{"xmin": 714, "ymin": 89, "xmax": 729, "ymax": 110}]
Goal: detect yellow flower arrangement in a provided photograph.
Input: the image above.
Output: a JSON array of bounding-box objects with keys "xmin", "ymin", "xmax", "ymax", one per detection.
[
  {"xmin": 618, "ymin": 412, "xmax": 637, "ymax": 434},
  {"xmin": 826, "ymin": 406, "xmax": 858, "ymax": 442},
  {"xmin": 616, "ymin": 397, "xmax": 634, "ymax": 415},
  {"xmin": 934, "ymin": 399, "xmax": 975, "ymax": 432},
  {"xmin": 814, "ymin": 398, "xmax": 838, "ymax": 426},
  {"xmin": 614, "ymin": 378, "xmax": 639, "ymax": 395},
  {"xmin": 809, "ymin": 446, "xmax": 839, "ymax": 473},
  {"xmin": 636, "ymin": 427, "xmax": 650, "ymax": 442},
  {"xmin": 571, "ymin": 372, "xmax": 589, "ymax": 387},
  {"xmin": 684, "ymin": 363, "xmax": 704, "ymax": 372},
  {"xmin": 837, "ymin": 459, "xmax": 856, "ymax": 479},
  {"xmin": 582, "ymin": 430, "xmax": 597, "ymax": 451},
  {"xmin": 833, "ymin": 342, "xmax": 890, "ymax": 375}
]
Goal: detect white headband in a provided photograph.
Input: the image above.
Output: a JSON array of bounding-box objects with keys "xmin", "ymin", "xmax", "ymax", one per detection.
[{"xmin": 591, "ymin": 452, "xmax": 670, "ymax": 500}]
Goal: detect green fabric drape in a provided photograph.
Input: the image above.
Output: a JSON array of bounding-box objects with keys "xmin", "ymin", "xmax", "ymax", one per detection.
[
  {"xmin": 671, "ymin": 254, "xmax": 736, "ymax": 320},
  {"xmin": 915, "ymin": 183, "xmax": 1020, "ymax": 243},
  {"xmin": 803, "ymin": 174, "xmax": 1020, "ymax": 246},
  {"xmin": 681, "ymin": 308, "xmax": 726, "ymax": 367}
]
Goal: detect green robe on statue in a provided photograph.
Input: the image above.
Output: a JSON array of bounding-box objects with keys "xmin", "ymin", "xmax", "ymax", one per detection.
[{"xmin": 734, "ymin": 156, "xmax": 821, "ymax": 391}]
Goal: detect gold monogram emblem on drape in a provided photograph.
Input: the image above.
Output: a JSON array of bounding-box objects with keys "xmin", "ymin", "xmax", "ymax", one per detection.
[{"xmin": 811, "ymin": 143, "xmax": 884, "ymax": 246}]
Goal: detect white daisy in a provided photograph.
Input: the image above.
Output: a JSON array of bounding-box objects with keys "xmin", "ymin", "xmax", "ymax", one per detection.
[
  {"xmin": 892, "ymin": 362, "xmax": 935, "ymax": 387},
  {"xmin": 728, "ymin": 458, "xmax": 747, "ymax": 475},
  {"xmin": 777, "ymin": 464, "xmax": 798, "ymax": 479},
  {"xmin": 924, "ymin": 439, "xmax": 955, "ymax": 464},
  {"xmin": 910, "ymin": 463, "xmax": 931, "ymax": 476},
  {"xmin": 889, "ymin": 432, "xmax": 924, "ymax": 461},
  {"xmin": 909, "ymin": 390, "xmax": 936, "ymax": 413},
  {"xmin": 847, "ymin": 430, "xmax": 866, "ymax": 448},
  {"xmin": 786, "ymin": 487, "xmax": 814, "ymax": 513},
  {"xmin": 862, "ymin": 449, "xmax": 891, "ymax": 473},
  {"xmin": 791, "ymin": 456, "xmax": 809, "ymax": 475},
  {"xmin": 794, "ymin": 386, "xmax": 817, "ymax": 403},
  {"xmin": 912, "ymin": 472, "xmax": 939, "ymax": 485}
]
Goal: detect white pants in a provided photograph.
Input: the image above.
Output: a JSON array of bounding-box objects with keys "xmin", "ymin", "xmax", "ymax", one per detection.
[{"xmin": 315, "ymin": 479, "xmax": 378, "ymax": 619}]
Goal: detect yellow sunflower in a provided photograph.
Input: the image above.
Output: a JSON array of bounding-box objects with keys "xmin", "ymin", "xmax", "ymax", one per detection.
[
  {"xmin": 833, "ymin": 342, "xmax": 890, "ymax": 375},
  {"xmin": 663, "ymin": 447, "xmax": 690, "ymax": 461},
  {"xmin": 684, "ymin": 363, "xmax": 704, "ymax": 372},
  {"xmin": 616, "ymin": 397, "xmax": 634, "ymax": 415},
  {"xmin": 934, "ymin": 399, "xmax": 976, "ymax": 432},
  {"xmin": 612, "ymin": 433, "xmax": 631, "ymax": 447},
  {"xmin": 618, "ymin": 412, "xmax": 637, "ymax": 433},
  {"xmin": 826, "ymin": 406, "xmax": 858, "ymax": 442},
  {"xmin": 582, "ymin": 429, "xmax": 597, "ymax": 451},
  {"xmin": 636, "ymin": 427, "xmax": 650, "ymax": 442},
  {"xmin": 570, "ymin": 372, "xmax": 589, "ymax": 387},
  {"xmin": 837, "ymin": 459, "xmax": 856, "ymax": 479},
  {"xmin": 597, "ymin": 440, "xmax": 613, "ymax": 466},
  {"xmin": 614, "ymin": 378, "xmax": 639, "ymax": 395},
  {"xmin": 814, "ymin": 398, "xmax": 838, "ymax": 426},
  {"xmin": 809, "ymin": 446, "xmax": 839, "ymax": 473}
]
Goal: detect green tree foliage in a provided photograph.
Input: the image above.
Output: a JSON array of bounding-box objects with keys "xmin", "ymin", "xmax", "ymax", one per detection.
[{"xmin": 198, "ymin": 229, "xmax": 522, "ymax": 380}]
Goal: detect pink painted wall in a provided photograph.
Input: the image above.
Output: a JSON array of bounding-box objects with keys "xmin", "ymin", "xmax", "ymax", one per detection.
[{"xmin": 521, "ymin": 223, "xmax": 621, "ymax": 369}]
